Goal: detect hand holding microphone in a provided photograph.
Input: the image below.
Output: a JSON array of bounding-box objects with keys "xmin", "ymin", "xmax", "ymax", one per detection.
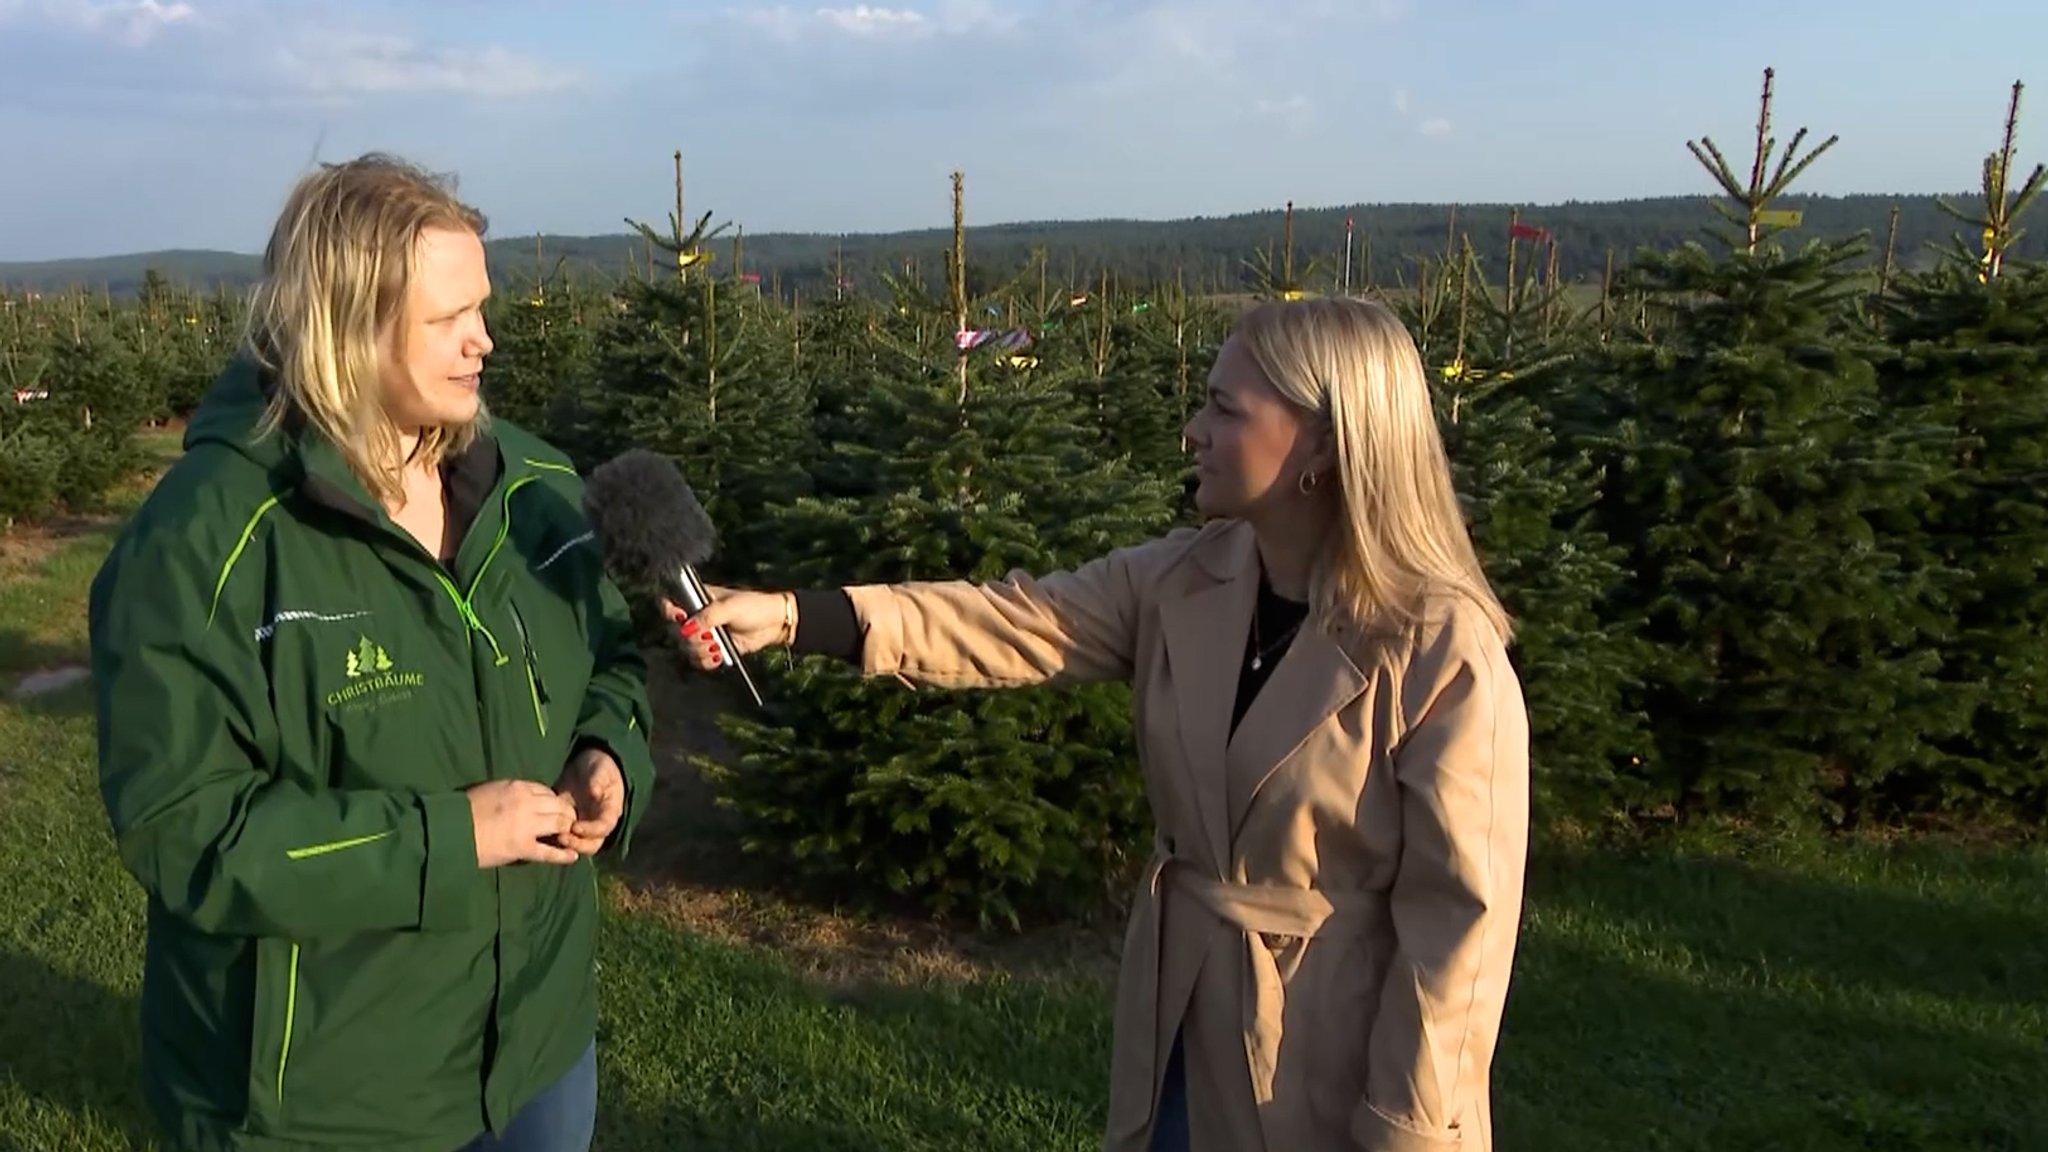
[{"xmin": 662, "ymin": 588, "xmax": 798, "ymax": 671}]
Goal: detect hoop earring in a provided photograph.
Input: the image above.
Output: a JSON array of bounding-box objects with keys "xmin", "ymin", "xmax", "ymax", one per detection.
[{"xmin": 1297, "ymin": 471, "xmax": 1319, "ymax": 495}]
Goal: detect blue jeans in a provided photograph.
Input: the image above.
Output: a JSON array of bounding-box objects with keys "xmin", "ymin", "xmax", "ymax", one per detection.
[
  {"xmin": 1150, "ymin": 1031, "xmax": 1189, "ymax": 1152},
  {"xmin": 456, "ymin": 1041, "xmax": 597, "ymax": 1152}
]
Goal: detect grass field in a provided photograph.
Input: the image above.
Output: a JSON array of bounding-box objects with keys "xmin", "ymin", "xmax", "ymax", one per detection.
[{"xmin": 1, "ymin": 433, "xmax": 2044, "ymax": 1151}]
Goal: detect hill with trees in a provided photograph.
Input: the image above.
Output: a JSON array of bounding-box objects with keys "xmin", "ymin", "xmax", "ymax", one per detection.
[{"xmin": 2, "ymin": 191, "xmax": 2035, "ymax": 302}]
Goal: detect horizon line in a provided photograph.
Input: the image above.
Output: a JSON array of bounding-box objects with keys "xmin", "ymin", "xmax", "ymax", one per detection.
[{"xmin": 0, "ymin": 186, "xmax": 1995, "ymax": 267}]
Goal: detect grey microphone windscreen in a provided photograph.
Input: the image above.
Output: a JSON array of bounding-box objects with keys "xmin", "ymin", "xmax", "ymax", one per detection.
[{"xmin": 580, "ymin": 448, "xmax": 717, "ymax": 587}]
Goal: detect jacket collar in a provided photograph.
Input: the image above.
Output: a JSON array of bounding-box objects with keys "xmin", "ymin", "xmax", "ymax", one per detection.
[
  {"xmin": 217, "ymin": 359, "xmax": 510, "ymax": 566},
  {"xmin": 1160, "ymin": 520, "xmax": 1371, "ymax": 870}
]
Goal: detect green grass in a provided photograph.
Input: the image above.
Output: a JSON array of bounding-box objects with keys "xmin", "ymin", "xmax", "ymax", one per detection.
[{"xmin": 2, "ymin": 449, "xmax": 2045, "ymax": 1150}]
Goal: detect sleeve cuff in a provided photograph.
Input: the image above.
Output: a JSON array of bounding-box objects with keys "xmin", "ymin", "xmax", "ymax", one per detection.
[
  {"xmin": 1351, "ymin": 1100, "xmax": 1465, "ymax": 1152},
  {"xmin": 791, "ymin": 588, "xmax": 861, "ymax": 660},
  {"xmin": 420, "ymin": 791, "xmax": 486, "ymax": 932}
]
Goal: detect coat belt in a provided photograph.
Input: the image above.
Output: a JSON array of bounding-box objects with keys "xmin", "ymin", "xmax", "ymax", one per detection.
[
  {"xmin": 1163, "ymin": 863, "xmax": 1390, "ymax": 1116},
  {"xmin": 1170, "ymin": 867, "xmax": 1386, "ymax": 941}
]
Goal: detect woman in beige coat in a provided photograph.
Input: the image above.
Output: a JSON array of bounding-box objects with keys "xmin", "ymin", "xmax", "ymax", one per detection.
[{"xmin": 670, "ymin": 296, "xmax": 1530, "ymax": 1152}]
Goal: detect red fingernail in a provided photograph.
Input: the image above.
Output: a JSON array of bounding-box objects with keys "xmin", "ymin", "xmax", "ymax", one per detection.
[{"xmin": 682, "ymin": 619, "xmax": 699, "ymax": 635}]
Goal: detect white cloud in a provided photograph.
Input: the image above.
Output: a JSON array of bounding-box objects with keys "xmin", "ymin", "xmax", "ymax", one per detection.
[
  {"xmin": 736, "ymin": 1, "xmax": 1012, "ymax": 41},
  {"xmin": 1392, "ymin": 82, "xmax": 1450, "ymax": 138},
  {"xmin": 669, "ymin": 0, "xmax": 1420, "ymax": 147},
  {"xmin": 818, "ymin": 5, "xmax": 925, "ymax": 35},
  {"xmin": 0, "ymin": 0, "xmax": 193, "ymax": 45},
  {"xmin": 1256, "ymin": 93, "xmax": 1315, "ymax": 135},
  {"xmin": 0, "ymin": 0, "xmax": 584, "ymax": 111},
  {"xmin": 270, "ymin": 33, "xmax": 581, "ymax": 100}
]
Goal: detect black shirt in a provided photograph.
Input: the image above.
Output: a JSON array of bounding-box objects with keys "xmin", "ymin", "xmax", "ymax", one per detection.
[{"xmin": 1232, "ymin": 579, "xmax": 1310, "ymax": 734}]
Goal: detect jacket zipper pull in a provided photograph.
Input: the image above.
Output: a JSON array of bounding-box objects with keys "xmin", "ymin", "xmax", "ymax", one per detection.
[
  {"xmin": 512, "ymin": 603, "xmax": 549, "ymax": 704},
  {"xmin": 528, "ymin": 648, "xmax": 550, "ymax": 704}
]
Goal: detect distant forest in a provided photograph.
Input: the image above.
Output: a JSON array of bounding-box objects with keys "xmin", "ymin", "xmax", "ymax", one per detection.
[{"xmin": 0, "ymin": 192, "xmax": 2032, "ymax": 300}]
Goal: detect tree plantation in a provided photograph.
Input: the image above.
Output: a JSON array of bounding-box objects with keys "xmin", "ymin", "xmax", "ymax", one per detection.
[{"xmin": 5, "ymin": 75, "xmax": 2042, "ymax": 931}]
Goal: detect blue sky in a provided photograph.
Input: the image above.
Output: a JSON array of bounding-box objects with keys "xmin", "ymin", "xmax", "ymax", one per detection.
[{"xmin": 0, "ymin": 0, "xmax": 2041, "ymax": 261}]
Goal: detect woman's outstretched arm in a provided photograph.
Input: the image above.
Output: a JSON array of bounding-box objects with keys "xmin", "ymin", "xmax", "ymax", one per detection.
[{"xmin": 667, "ymin": 527, "xmax": 1207, "ymax": 690}]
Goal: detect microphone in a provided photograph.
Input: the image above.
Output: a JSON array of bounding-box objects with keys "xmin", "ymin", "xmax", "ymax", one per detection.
[{"xmin": 581, "ymin": 449, "xmax": 764, "ymax": 709}]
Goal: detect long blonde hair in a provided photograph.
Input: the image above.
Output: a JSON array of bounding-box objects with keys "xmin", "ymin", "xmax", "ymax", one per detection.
[
  {"xmin": 244, "ymin": 152, "xmax": 489, "ymax": 507},
  {"xmin": 1231, "ymin": 296, "xmax": 1512, "ymax": 643}
]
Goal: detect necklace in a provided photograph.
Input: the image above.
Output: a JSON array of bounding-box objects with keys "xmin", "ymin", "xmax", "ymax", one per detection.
[{"xmin": 1249, "ymin": 613, "xmax": 1303, "ymax": 671}]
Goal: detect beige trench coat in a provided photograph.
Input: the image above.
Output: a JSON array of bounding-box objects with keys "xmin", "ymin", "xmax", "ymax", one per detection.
[{"xmin": 842, "ymin": 518, "xmax": 1529, "ymax": 1152}]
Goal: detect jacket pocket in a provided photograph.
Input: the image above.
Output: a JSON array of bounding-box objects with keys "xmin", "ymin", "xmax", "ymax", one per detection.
[
  {"xmin": 244, "ymin": 937, "xmax": 302, "ymax": 1133},
  {"xmin": 508, "ymin": 599, "xmax": 552, "ymax": 739}
]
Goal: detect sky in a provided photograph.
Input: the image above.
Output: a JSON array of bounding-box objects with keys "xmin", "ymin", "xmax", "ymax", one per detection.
[{"xmin": 0, "ymin": 0, "xmax": 2042, "ymax": 261}]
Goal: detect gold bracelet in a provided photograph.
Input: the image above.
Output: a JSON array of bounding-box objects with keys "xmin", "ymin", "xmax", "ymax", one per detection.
[{"xmin": 780, "ymin": 591, "xmax": 798, "ymax": 647}]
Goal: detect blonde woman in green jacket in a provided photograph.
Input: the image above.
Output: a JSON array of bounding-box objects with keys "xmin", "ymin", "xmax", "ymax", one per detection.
[{"xmin": 88, "ymin": 153, "xmax": 655, "ymax": 1152}]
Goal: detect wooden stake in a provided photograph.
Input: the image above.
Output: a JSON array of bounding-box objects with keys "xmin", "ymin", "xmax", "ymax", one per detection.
[
  {"xmin": 950, "ymin": 170, "xmax": 968, "ymax": 403},
  {"xmin": 1505, "ymin": 207, "xmax": 1520, "ymax": 315},
  {"xmin": 672, "ymin": 150, "xmax": 686, "ymax": 280},
  {"xmin": 1985, "ymin": 79, "xmax": 2028, "ymax": 280},
  {"xmin": 1876, "ymin": 205, "xmax": 1900, "ymax": 311},
  {"xmin": 1283, "ymin": 200, "xmax": 1295, "ymax": 289},
  {"xmin": 1600, "ymin": 247, "xmax": 1615, "ymax": 336},
  {"xmin": 1747, "ymin": 69, "xmax": 1773, "ymax": 254}
]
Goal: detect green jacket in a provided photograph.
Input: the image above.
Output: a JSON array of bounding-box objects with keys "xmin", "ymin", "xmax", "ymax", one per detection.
[{"xmin": 88, "ymin": 358, "xmax": 657, "ymax": 1151}]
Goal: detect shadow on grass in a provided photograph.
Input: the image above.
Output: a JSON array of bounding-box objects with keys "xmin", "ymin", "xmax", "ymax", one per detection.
[
  {"xmin": 0, "ymin": 628, "xmax": 85, "ymax": 681},
  {"xmin": 1526, "ymin": 839, "xmax": 2048, "ymax": 1013},
  {"xmin": 0, "ymin": 950, "xmax": 155, "ymax": 1150},
  {"xmin": 0, "ymin": 629, "xmax": 94, "ymax": 723},
  {"xmin": 588, "ymin": 832, "xmax": 2048, "ymax": 1152},
  {"xmin": 587, "ymin": 907, "xmax": 1109, "ymax": 1152},
  {"xmin": 1494, "ymin": 923, "xmax": 2048, "ymax": 1151},
  {"xmin": 1485, "ymin": 839, "xmax": 2048, "ymax": 1151}
]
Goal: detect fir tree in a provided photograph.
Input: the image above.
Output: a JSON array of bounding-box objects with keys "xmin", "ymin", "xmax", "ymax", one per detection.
[
  {"xmin": 1073, "ymin": 272, "xmax": 1221, "ymax": 501},
  {"xmin": 707, "ymin": 348, "xmax": 1179, "ymax": 930},
  {"xmin": 1394, "ymin": 246, "xmax": 1655, "ymax": 826},
  {"xmin": 703, "ymin": 174, "xmax": 1180, "ymax": 928},
  {"xmin": 795, "ymin": 290, "xmax": 893, "ymax": 502},
  {"xmin": 482, "ymin": 258, "xmax": 597, "ymax": 438},
  {"xmin": 1874, "ymin": 84, "xmax": 2048, "ymax": 817},
  {"xmin": 41, "ymin": 305, "xmax": 151, "ymax": 511},
  {"xmin": 116, "ymin": 268, "xmax": 234, "ymax": 423},
  {"xmin": 1588, "ymin": 73, "xmax": 1970, "ymax": 824},
  {"xmin": 1877, "ymin": 263, "xmax": 2048, "ymax": 817},
  {"xmin": 579, "ymin": 184, "xmax": 813, "ymax": 582}
]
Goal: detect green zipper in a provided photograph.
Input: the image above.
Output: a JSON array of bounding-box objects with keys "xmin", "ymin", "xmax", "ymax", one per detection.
[
  {"xmin": 446, "ymin": 472, "xmax": 546, "ymax": 666},
  {"xmin": 432, "ymin": 571, "xmax": 507, "ymax": 666},
  {"xmin": 508, "ymin": 599, "xmax": 550, "ymax": 737},
  {"xmin": 446, "ymin": 468, "xmax": 568, "ymax": 729},
  {"xmin": 422, "ymin": 471, "xmax": 552, "ymax": 667}
]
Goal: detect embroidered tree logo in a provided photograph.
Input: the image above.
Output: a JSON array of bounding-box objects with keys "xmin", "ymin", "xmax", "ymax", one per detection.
[{"xmin": 346, "ymin": 636, "xmax": 394, "ymax": 679}]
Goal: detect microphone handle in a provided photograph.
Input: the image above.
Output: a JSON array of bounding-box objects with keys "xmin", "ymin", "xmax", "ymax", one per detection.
[{"xmin": 670, "ymin": 564, "xmax": 764, "ymax": 709}]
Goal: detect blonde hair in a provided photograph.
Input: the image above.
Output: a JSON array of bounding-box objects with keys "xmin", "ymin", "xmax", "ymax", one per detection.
[
  {"xmin": 1230, "ymin": 296, "xmax": 1512, "ymax": 643},
  {"xmin": 244, "ymin": 152, "xmax": 489, "ymax": 507}
]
